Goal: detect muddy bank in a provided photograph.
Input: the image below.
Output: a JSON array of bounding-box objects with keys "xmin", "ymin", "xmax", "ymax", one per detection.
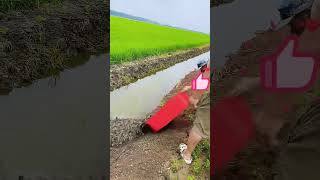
[
  {"xmin": 110, "ymin": 45, "xmax": 209, "ymax": 91},
  {"xmin": 110, "ymin": 118, "xmax": 145, "ymax": 147},
  {"xmin": 0, "ymin": 0, "xmax": 108, "ymax": 92},
  {"xmin": 111, "ymin": 128, "xmax": 187, "ymax": 180}
]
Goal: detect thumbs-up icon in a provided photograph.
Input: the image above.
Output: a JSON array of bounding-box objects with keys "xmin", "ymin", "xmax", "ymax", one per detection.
[
  {"xmin": 192, "ymin": 73, "xmax": 209, "ymax": 91},
  {"xmin": 260, "ymin": 35, "xmax": 319, "ymax": 92}
]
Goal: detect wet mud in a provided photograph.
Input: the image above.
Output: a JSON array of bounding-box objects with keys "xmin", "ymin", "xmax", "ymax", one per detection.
[
  {"xmin": 0, "ymin": 0, "xmax": 108, "ymax": 92},
  {"xmin": 110, "ymin": 118, "xmax": 145, "ymax": 147}
]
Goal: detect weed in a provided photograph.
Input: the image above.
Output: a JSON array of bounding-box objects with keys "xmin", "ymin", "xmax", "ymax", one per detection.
[
  {"xmin": 203, "ymin": 159, "xmax": 210, "ymax": 171},
  {"xmin": 122, "ymin": 76, "xmax": 136, "ymax": 85},
  {"xmin": 170, "ymin": 159, "xmax": 184, "ymax": 173},
  {"xmin": 48, "ymin": 47, "xmax": 63, "ymax": 69},
  {"xmin": 186, "ymin": 113, "xmax": 195, "ymax": 122},
  {"xmin": 191, "ymin": 158, "xmax": 202, "ymax": 175},
  {"xmin": 192, "ymin": 144, "xmax": 202, "ymax": 160},
  {"xmin": 192, "ymin": 139, "xmax": 210, "ymax": 159},
  {"xmin": 35, "ymin": 15, "xmax": 46, "ymax": 24},
  {"xmin": 187, "ymin": 175, "xmax": 196, "ymax": 180},
  {"xmin": 0, "ymin": 27, "xmax": 9, "ymax": 34},
  {"xmin": 159, "ymin": 99, "xmax": 166, "ymax": 107}
]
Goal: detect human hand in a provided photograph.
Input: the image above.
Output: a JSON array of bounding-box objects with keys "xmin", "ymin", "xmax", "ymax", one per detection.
[
  {"xmin": 228, "ymin": 77, "xmax": 260, "ymax": 96},
  {"xmin": 180, "ymin": 86, "xmax": 199, "ymax": 108},
  {"xmin": 188, "ymin": 96, "xmax": 199, "ymax": 108},
  {"xmin": 227, "ymin": 77, "xmax": 291, "ymax": 146},
  {"xmin": 181, "ymin": 85, "xmax": 191, "ymax": 92}
]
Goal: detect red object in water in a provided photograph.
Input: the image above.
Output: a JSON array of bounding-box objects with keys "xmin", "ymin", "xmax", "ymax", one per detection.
[
  {"xmin": 145, "ymin": 92, "xmax": 190, "ymax": 133},
  {"xmin": 211, "ymin": 96, "xmax": 255, "ymax": 176}
]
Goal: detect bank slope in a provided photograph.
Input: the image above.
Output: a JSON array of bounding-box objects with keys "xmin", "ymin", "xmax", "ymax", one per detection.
[{"xmin": 110, "ymin": 16, "xmax": 210, "ymax": 64}]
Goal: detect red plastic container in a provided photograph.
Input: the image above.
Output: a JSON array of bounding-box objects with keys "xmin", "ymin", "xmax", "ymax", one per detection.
[
  {"xmin": 211, "ymin": 96, "xmax": 255, "ymax": 175},
  {"xmin": 146, "ymin": 92, "xmax": 190, "ymax": 133}
]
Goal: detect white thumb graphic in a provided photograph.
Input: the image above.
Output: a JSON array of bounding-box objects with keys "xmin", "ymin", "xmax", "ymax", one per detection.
[
  {"xmin": 261, "ymin": 36, "xmax": 318, "ymax": 92},
  {"xmin": 276, "ymin": 40, "xmax": 315, "ymax": 88},
  {"xmin": 192, "ymin": 73, "xmax": 209, "ymax": 90}
]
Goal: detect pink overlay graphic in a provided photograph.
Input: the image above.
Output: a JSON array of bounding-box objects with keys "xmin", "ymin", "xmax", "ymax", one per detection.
[
  {"xmin": 192, "ymin": 72, "xmax": 210, "ymax": 91},
  {"xmin": 260, "ymin": 35, "xmax": 319, "ymax": 92}
]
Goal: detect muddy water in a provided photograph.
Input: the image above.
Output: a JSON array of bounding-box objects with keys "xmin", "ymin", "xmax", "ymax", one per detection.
[
  {"xmin": 0, "ymin": 55, "xmax": 107, "ymax": 176},
  {"xmin": 110, "ymin": 51, "xmax": 210, "ymax": 120},
  {"xmin": 211, "ymin": 0, "xmax": 281, "ymax": 67}
]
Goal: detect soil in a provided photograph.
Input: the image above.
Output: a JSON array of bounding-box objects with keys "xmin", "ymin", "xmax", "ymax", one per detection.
[
  {"xmin": 110, "ymin": 46, "xmax": 209, "ymax": 91},
  {"xmin": 0, "ymin": 0, "xmax": 108, "ymax": 93},
  {"xmin": 110, "ymin": 128, "xmax": 187, "ymax": 180}
]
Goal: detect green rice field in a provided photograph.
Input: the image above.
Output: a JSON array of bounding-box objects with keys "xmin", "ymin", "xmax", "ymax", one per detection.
[{"xmin": 110, "ymin": 16, "xmax": 210, "ymax": 64}]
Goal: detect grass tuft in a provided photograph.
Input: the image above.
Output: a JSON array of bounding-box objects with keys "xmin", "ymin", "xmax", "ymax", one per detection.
[
  {"xmin": 0, "ymin": 27, "xmax": 9, "ymax": 34},
  {"xmin": 35, "ymin": 15, "xmax": 46, "ymax": 23},
  {"xmin": 187, "ymin": 175, "xmax": 196, "ymax": 180},
  {"xmin": 191, "ymin": 158, "xmax": 202, "ymax": 175},
  {"xmin": 170, "ymin": 159, "xmax": 184, "ymax": 173}
]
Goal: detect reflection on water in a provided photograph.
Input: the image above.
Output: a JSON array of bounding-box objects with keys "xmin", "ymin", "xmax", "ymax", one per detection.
[
  {"xmin": 211, "ymin": 0, "xmax": 280, "ymax": 67},
  {"xmin": 0, "ymin": 54, "xmax": 107, "ymax": 177},
  {"xmin": 110, "ymin": 52, "xmax": 210, "ymax": 120}
]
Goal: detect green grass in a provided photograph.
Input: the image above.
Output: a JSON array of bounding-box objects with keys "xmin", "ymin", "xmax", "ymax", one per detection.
[
  {"xmin": 0, "ymin": 0, "xmax": 63, "ymax": 12},
  {"xmin": 187, "ymin": 175, "xmax": 196, "ymax": 180},
  {"xmin": 170, "ymin": 139, "xmax": 210, "ymax": 178},
  {"xmin": 170, "ymin": 159, "xmax": 184, "ymax": 173},
  {"xmin": 111, "ymin": 16, "xmax": 209, "ymax": 64},
  {"xmin": 190, "ymin": 139, "xmax": 210, "ymax": 177}
]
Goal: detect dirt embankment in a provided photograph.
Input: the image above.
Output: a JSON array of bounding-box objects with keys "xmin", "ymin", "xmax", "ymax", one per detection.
[
  {"xmin": 0, "ymin": 0, "xmax": 108, "ymax": 92},
  {"xmin": 110, "ymin": 45, "xmax": 209, "ymax": 91}
]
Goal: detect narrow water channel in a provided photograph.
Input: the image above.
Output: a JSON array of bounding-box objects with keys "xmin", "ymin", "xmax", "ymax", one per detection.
[
  {"xmin": 110, "ymin": 51, "xmax": 210, "ymax": 120},
  {"xmin": 0, "ymin": 54, "xmax": 107, "ymax": 176}
]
